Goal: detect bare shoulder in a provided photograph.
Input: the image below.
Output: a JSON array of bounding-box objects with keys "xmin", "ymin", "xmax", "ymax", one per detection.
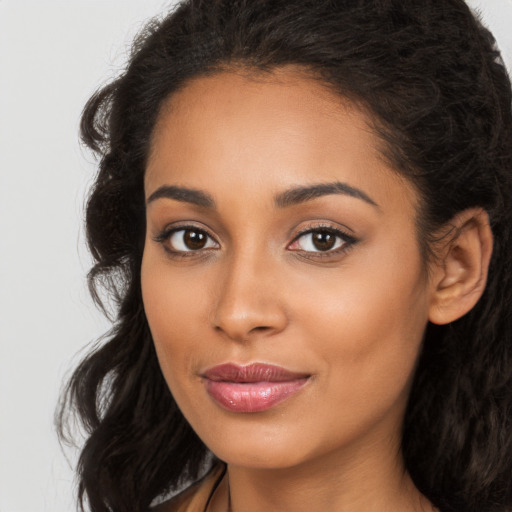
[{"xmin": 151, "ymin": 465, "xmax": 226, "ymax": 512}]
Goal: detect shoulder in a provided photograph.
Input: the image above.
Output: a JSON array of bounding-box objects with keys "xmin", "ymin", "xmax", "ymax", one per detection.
[{"xmin": 152, "ymin": 465, "xmax": 226, "ymax": 512}]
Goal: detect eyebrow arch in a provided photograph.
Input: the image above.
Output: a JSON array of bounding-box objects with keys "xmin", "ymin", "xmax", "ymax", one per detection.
[
  {"xmin": 274, "ymin": 181, "xmax": 379, "ymax": 209},
  {"xmin": 146, "ymin": 185, "xmax": 215, "ymax": 208}
]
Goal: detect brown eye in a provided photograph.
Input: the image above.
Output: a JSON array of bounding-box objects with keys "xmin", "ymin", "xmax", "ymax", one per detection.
[
  {"xmin": 311, "ymin": 231, "xmax": 337, "ymax": 251},
  {"xmin": 167, "ymin": 228, "xmax": 218, "ymax": 252},
  {"xmin": 288, "ymin": 227, "xmax": 355, "ymax": 254},
  {"xmin": 184, "ymin": 230, "xmax": 207, "ymax": 250}
]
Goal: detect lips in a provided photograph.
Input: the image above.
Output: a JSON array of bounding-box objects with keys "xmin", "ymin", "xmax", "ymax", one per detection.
[{"xmin": 202, "ymin": 363, "xmax": 310, "ymax": 413}]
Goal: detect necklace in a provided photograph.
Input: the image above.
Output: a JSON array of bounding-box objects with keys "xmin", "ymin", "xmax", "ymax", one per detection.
[
  {"xmin": 227, "ymin": 477, "xmax": 232, "ymax": 512},
  {"xmin": 204, "ymin": 467, "xmax": 231, "ymax": 512}
]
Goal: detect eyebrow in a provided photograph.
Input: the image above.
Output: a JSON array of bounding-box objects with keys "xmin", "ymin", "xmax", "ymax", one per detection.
[
  {"xmin": 146, "ymin": 181, "xmax": 378, "ymax": 210},
  {"xmin": 275, "ymin": 182, "xmax": 379, "ymax": 209},
  {"xmin": 147, "ymin": 185, "xmax": 215, "ymax": 208}
]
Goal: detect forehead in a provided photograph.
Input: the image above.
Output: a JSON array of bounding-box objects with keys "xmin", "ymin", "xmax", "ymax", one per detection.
[
  {"xmin": 145, "ymin": 68, "xmax": 417, "ymax": 213},
  {"xmin": 149, "ymin": 68, "xmax": 370, "ymax": 169}
]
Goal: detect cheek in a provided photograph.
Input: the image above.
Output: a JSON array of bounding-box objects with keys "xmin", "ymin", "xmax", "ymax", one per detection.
[
  {"xmin": 141, "ymin": 253, "xmax": 205, "ymax": 385},
  {"xmin": 293, "ymin": 242, "xmax": 429, "ymax": 406},
  {"xmin": 141, "ymin": 249, "xmax": 231, "ymax": 423}
]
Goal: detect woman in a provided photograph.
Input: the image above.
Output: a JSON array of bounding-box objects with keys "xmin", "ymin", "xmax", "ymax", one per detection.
[{"xmin": 58, "ymin": 1, "xmax": 512, "ymax": 511}]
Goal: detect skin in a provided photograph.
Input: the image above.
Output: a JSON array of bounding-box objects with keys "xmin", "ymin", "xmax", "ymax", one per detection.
[{"xmin": 142, "ymin": 68, "xmax": 445, "ymax": 511}]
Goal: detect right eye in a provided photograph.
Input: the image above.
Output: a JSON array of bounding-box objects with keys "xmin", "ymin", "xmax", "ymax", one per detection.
[{"xmin": 157, "ymin": 227, "xmax": 218, "ymax": 253}]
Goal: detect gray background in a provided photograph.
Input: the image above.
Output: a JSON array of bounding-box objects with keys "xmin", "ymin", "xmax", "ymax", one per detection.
[{"xmin": 0, "ymin": 1, "xmax": 511, "ymax": 510}]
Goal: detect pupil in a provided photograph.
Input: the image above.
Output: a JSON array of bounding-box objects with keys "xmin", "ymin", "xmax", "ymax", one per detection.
[
  {"xmin": 313, "ymin": 231, "xmax": 335, "ymax": 251},
  {"xmin": 184, "ymin": 230, "xmax": 207, "ymax": 250}
]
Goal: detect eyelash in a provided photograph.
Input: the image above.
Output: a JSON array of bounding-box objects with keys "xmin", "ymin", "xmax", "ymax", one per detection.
[
  {"xmin": 153, "ymin": 224, "xmax": 218, "ymax": 259},
  {"xmin": 288, "ymin": 225, "xmax": 357, "ymax": 259},
  {"xmin": 153, "ymin": 223, "xmax": 358, "ymax": 259}
]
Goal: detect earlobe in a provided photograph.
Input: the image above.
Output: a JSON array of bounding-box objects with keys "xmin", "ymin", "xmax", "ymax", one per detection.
[{"xmin": 428, "ymin": 208, "xmax": 493, "ymax": 325}]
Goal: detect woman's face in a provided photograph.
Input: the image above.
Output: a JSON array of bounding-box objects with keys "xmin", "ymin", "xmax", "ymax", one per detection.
[{"xmin": 142, "ymin": 69, "xmax": 434, "ymax": 469}]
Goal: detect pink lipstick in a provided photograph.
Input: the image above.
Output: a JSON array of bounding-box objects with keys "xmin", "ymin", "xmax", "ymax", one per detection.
[{"xmin": 202, "ymin": 363, "xmax": 309, "ymax": 413}]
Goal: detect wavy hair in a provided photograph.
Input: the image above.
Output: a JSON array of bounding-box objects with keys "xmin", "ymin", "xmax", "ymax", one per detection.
[{"xmin": 57, "ymin": 1, "xmax": 512, "ymax": 511}]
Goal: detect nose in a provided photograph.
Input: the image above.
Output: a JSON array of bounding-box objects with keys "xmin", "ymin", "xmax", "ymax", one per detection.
[{"xmin": 212, "ymin": 252, "xmax": 288, "ymax": 342}]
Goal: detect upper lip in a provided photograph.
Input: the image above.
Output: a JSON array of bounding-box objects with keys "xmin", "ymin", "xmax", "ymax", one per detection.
[{"xmin": 202, "ymin": 363, "xmax": 310, "ymax": 383}]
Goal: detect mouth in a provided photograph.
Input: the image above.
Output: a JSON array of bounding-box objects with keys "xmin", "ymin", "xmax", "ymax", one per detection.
[{"xmin": 202, "ymin": 363, "xmax": 310, "ymax": 413}]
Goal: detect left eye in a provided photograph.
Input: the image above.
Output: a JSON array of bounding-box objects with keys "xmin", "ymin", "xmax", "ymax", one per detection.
[
  {"xmin": 167, "ymin": 228, "xmax": 218, "ymax": 252},
  {"xmin": 289, "ymin": 229, "xmax": 349, "ymax": 252}
]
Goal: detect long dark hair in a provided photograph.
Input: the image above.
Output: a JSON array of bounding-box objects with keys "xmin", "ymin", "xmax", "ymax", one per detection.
[{"xmin": 57, "ymin": 1, "xmax": 512, "ymax": 511}]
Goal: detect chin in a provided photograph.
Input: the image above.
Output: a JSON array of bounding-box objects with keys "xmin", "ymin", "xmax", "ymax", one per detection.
[
  {"xmin": 197, "ymin": 421, "xmax": 319, "ymax": 470},
  {"xmin": 213, "ymin": 444, "xmax": 309, "ymax": 470}
]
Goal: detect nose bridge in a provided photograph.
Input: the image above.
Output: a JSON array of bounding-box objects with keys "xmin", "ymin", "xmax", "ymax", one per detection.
[{"xmin": 212, "ymin": 244, "xmax": 287, "ymax": 341}]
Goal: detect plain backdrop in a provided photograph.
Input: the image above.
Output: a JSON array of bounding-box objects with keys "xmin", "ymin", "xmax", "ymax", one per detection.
[{"xmin": 0, "ymin": 1, "xmax": 511, "ymax": 511}]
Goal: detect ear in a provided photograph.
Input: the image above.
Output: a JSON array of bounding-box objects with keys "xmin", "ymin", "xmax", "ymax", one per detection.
[{"xmin": 428, "ymin": 208, "xmax": 493, "ymax": 325}]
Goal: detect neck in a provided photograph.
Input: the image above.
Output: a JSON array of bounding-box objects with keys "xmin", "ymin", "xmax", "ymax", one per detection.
[{"xmin": 210, "ymin": 428, "xmax": 435, "ymax": 512}]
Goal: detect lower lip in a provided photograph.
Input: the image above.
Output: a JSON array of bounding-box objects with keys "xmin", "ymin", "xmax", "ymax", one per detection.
[{"xmin": 205, "ymin": 379, "xmax": 309, "ymax": 413}]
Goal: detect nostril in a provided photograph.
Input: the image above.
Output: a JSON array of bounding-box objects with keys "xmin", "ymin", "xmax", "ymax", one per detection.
[
  {"xmin": 250, "ymin": 325, "xmax": 272, "ymax": 333},
  {"xmin": 214, "ymin": 323, "xmax": 271, "ymax": 335},
  {"xmin": 213, "ymin": 317, "xmax": 283, "ymax": 342},
  {"xmin": 210, "ymin": 288, "xmax": 288, "ymax": 341}
]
